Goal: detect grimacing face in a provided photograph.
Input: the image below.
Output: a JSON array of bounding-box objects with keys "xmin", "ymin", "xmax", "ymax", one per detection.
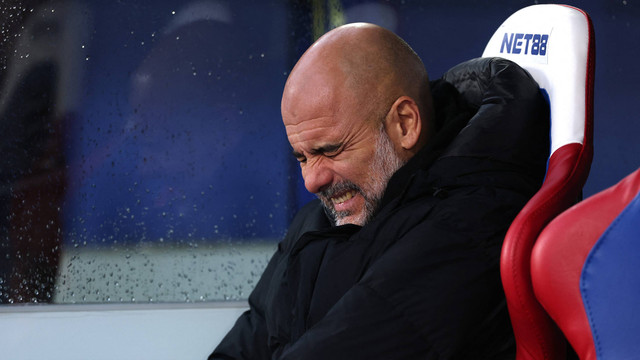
[
  {"xmin": 282, "ymin": 24, "xmax": 428, "ymax": 225},
  {"xmin": 285, "ymin": 110, "xmax": 405, "ymax": 226}
]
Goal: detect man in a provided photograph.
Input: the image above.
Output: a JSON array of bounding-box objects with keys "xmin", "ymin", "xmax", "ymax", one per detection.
[{"xmin": 211, "ymin": 23, "xmax": 549, "ymax": 359}]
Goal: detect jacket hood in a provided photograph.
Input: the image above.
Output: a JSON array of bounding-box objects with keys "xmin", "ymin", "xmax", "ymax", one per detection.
[{"xmin": 380, "ymin": 57, "xmax": 550, "ymax": 210}]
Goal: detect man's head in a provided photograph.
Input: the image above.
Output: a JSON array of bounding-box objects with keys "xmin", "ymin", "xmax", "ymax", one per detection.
[{"xmin": 282, "ymin": 23, "xmax": 433, "ymax": 226}]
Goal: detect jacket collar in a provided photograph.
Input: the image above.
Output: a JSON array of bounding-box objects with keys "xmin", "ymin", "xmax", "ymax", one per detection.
[{"xmin": 377, "ymin": 79, "xmax": 474, "ymax": 212}]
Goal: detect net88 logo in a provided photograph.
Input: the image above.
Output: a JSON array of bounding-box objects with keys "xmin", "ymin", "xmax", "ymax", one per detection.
[{"xmin": 500, "ymin": 33, "xmax": 549, "ymax": 56}]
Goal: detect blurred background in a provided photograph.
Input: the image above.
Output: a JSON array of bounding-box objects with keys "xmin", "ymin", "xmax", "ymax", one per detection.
[{"xmin": 0, "ymin": 0, "xmax": 638, "ymax": 305}]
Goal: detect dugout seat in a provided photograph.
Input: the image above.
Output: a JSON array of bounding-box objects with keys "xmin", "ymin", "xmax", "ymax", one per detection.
[
  {"xmin": 531, "ymin": 168, "xmax": 640, "ymax": 360},
  {"xmin": 482, "ymin": 5, "xmax": 595, "ymax": 360}
]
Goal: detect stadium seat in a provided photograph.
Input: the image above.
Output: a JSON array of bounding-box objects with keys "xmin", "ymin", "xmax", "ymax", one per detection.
[
  {"xmin": 482, "ymin": 5, "xmax": 595, "ymax": 360},
  {"xmin": 531, "ymin": 168, "xmax": 640, "ymax": 360}
]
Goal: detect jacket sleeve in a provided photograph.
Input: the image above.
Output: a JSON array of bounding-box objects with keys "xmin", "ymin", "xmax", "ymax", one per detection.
[
  {"xmin": 278, "ymin": 283, "xmax": 433, "ymax": 360},
  {"xmin": 210, "ymin": 200, "xmax": 329, "ymax": 360},
  {"xmin": 277, "ymin": 242, "xmax": 511, "ymax": 360},
  {"xmin": 208, "ymin": 248, "xmax": 281, "ymax": 360}
]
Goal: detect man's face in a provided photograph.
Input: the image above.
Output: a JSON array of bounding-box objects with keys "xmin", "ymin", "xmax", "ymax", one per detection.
[
  {"xmin": 283, "ymin": 100, "xmax": 405, "ymax": 226},
  {"xmin": 318, "ymin": 124, "xmax": 404, "ymax": 225}
]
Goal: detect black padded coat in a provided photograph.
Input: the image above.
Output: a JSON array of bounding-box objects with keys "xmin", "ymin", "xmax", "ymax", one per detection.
[{"xmin": 210, "ymin": 57, "xmax": 550, "ymax": 360}]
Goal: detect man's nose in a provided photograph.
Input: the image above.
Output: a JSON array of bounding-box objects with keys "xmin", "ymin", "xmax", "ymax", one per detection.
[{"xmin": 302, "ymin": 162, "xmax": 333, "ymax": 194}]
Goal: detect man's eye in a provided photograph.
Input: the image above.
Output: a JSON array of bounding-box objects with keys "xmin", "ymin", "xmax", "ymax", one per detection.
[
  {"xmin": 323, "ymin": 150, "xmax": 342, "ymax": 159},
  {"xmin": 297, "ymin": 157, "xmax": 307, "ymax": 164}
]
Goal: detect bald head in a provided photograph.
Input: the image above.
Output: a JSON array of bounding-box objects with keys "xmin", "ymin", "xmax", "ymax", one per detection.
[{"xmin": 282, "ymin": 23, "xmax": 432, "ymax": 137}]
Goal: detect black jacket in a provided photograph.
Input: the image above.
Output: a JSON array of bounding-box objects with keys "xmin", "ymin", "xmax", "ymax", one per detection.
[{"xmin": 210, "ymin": 58, "xmax": 550, "ymax": 360}]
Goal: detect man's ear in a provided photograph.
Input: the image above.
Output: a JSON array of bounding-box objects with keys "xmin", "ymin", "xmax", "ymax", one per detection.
[{"xmin": 384, "ymin": 96, "xmax": 422, "ymax": 152}]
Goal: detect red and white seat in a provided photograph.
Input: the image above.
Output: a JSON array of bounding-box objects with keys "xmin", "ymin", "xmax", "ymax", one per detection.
[{"xmin": 482, "ymin": 5, "xmax": 595, "ymax": 360}]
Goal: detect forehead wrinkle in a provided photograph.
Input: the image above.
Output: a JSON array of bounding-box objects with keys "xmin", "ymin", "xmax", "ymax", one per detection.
[{"xmin": 285, "ymin": 119, "xmax": 340, "ymax": 149}]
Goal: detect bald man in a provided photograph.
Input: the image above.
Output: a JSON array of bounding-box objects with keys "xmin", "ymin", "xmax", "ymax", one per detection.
[{"xmin": 210, "ymin": 23, "xmax": 549, "ymax": 359}]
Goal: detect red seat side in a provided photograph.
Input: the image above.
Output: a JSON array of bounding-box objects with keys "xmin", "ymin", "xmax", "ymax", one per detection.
[{"xmin": 531, "ymin": 168, "xmax": 640, "ymax": 360}]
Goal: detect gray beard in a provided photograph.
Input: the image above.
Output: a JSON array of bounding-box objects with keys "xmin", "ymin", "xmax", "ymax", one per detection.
[{"xmin": 318, "ymin": 125, "xmax": 406, "ymax": 226}]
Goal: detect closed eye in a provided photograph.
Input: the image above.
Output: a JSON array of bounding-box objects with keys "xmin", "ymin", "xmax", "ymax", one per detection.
[
  {"xmin": 311, "ymin": 143, "xmax": 342, "ymax": 157},
  {"xmin": 291, "ymin": 143, "xmax": 343, "ymax": 164},
  {"xmin": 291, "ymin": 150, "xmax": 306, "ymax": 163}
]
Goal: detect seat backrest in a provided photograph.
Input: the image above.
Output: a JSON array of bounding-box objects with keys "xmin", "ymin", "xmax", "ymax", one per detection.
[
  {"xmin": 482, "ymin": 5, "xmax": 595, "ymax": 360},
  {"xmin": 531, "ymin": 168, "xmax": 640, "ymax": 360}
]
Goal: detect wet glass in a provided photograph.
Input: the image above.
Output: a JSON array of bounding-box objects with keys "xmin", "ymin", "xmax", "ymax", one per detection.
[{"xmin": 0, "ymin": 0, "xmax": 315, "ymax": 304}]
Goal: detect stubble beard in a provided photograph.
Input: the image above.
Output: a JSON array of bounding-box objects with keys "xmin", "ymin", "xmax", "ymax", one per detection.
[{"xmin": 317, "ymin": 125, "xmax": 406, "ymax": 226}]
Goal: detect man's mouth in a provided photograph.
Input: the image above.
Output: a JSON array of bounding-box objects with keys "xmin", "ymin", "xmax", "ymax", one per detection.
[
  {"xmin": 318, "ymin": 183, "xmax": 369, "ymax": 225},
  {"xmin": 331, "ymin": 190, "xmax": 357, "ymax": 205}
]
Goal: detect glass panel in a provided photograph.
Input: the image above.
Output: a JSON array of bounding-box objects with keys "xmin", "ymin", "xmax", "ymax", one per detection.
[{"xmin": 1, "ymin": 0, "xmax": 314, "ymax": 304}]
